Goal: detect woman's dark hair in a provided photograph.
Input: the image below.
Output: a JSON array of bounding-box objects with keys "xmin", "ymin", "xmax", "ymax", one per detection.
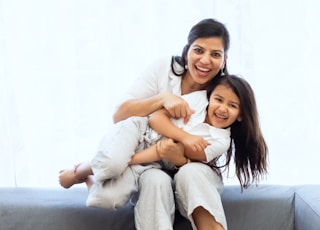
[
  {"xmin": 170, "ymin": 18, "xmax": 230, "ymax": 81},
  {"xmin": 207, "ymin": 75, "xmax": 268, "ymax": 189}
]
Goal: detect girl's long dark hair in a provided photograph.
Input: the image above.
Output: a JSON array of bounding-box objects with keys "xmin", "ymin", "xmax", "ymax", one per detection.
[{"xmin": 207, "ymin": 75, "xmax": 268, "ymax": 189}]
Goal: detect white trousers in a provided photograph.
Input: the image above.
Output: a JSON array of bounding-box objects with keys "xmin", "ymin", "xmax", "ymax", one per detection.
[
  {"xmin": 134, "ymin": 162, "xmax": 227, "ymax": 230},
  {"xmin": 90, "ymin": 116, "xmax": 150, "ymax": 182},
  {"xmin": 174, "ymin": 162, "xmax": 227, "ymax": 230}
]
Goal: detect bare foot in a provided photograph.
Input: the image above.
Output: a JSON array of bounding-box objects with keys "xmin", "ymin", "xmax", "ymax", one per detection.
[{"xmin": 59, "ymin": 163, "xmax": 89, "ymax": 188}]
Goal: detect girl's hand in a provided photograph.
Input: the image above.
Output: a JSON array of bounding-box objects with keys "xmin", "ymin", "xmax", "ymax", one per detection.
[
  {"xmin": 162, "ymin": 94, "xmax": 194, "ymax": 124},
  {"xmin": 182, "ymin": 134, "xmax": 210, "ymax": 152},
  {"xmin": 156, "ymin": 138, "xmax": 187, "ymax": 166}
]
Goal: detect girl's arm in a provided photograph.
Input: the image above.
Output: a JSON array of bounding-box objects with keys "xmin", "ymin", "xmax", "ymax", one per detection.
[
  {"xmin": 128, "ymin": 139, "xmax": 187, "ymax": 166},
  {"xmin": 149, "ymin": 108, "xmax": 209, "ymax": 161},
  {"xmin": 128, "ymin": 145, "xmax": 160, "ymax": 165}
]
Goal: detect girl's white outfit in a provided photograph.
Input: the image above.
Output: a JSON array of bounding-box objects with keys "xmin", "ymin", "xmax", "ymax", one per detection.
[{"xmin": 86, "ymin": 57, "xmax": 229, "ymax": 230}]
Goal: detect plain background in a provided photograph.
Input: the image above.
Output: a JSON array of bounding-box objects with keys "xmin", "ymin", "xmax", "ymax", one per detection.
[{"xmin": 1, "ymin": 0, "xmax": 319, "ymax": 187}]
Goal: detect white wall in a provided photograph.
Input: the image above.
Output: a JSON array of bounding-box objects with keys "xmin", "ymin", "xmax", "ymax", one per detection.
[{"xmin": 1, "ymin": 0, "xmax": 319, "ymax": 187}]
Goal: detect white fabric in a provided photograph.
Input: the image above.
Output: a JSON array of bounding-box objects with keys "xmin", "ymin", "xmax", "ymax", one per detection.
[
  {"xmin": 87, "ymin": 116, "xmax": 162, "ymax": 209},
  {"xmin": 90, "ymin": 116, "xmax": 150, "ymax": 182},
  {"xmin": 135, "ymin": 168, "xmax": 175, "ymax": 230},
  {"xmin": 174, "ymin": 162, "xmax": 227, "ymax": 230},
  {"xmin": 116, "ymin": 56, "xmax": 183, "ymax": 106}
]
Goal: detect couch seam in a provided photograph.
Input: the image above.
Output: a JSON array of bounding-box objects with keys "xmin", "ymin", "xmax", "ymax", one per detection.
[{"xmin": 294, "ymin": 191, "xmax": 320, "ymax": 216}]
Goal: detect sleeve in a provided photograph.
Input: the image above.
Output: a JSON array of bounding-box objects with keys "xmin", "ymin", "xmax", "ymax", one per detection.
[
  {"xmin": 116, "ymin": 57, "xmax": 172, "ymax": 105},
  {"xmin": 204, "ymin": 128, "xmax": 231, "ymax": 162}
]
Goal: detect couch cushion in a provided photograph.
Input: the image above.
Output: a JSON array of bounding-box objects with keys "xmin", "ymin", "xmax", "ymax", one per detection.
[
  {"xmin": 0, "ymin": 185, "xmax": 298, "ymax": 230},
  {"xmin": 0, "ymin": 187, "xmax": 135, "ymax": 230},
  {"xmin": 221, "ymin": 185, "xmax": 295, "ymax": 230}
]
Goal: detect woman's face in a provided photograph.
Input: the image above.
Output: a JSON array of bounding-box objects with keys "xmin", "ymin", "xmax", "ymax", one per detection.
[
  {"xmin": 185, "ymin": 37, "xmax": 226, "ymax": 85},
  {"xmin": 205, "ymin": 84, "xmax": 242, "ymax": 128}
]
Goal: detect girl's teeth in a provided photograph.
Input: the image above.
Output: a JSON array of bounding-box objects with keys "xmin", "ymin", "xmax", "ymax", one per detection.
[{"xmin": 216, "ymin": 114, "xmax": 226, "ymax": 119}]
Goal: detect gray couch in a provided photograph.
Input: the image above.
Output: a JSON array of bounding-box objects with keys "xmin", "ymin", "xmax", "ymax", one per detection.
[{"xmin": 0, "ymin": 185, "xmax": 319, "ymax": 230}]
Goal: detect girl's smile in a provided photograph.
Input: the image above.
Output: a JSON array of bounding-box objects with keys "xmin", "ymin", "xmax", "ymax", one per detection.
[{"xmin": 205, "ymin": 85, "xmax": 242, "ymax": 128}]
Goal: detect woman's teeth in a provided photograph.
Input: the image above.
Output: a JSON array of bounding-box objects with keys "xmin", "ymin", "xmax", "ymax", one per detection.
[{"xmin": 196, "ymin": 66, "xmax": 210, "ymax": 72}]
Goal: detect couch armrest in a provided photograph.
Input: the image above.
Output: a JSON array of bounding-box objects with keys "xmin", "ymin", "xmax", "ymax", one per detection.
[{"xmin": 295, "ymin": 185, "xmax": 320, "ymax": 230}]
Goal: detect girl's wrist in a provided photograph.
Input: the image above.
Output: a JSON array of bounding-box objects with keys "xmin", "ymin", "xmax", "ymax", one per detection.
[
  {"xmin": 155, "ymin": 142, "xmax": 162, "ymax": 160},
  {"xmin": 176, "ymin": 158, "xmax": 191, "ymax": 169}
]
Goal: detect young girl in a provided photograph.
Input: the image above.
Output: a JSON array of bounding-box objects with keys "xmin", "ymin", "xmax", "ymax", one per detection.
[
  {"xmin": 60, "ymin": 74, "xmax": 268, "ymax": 230},
  {"xmin": 166, "ymin": 74, "xmax": 268, "ymax": 230}
]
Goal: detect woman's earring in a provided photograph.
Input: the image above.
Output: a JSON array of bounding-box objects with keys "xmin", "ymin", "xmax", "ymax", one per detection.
[
  {"xmin": 221, "ymin": 68, "xmax": 225, "ymax": 76},
  {"xmin": 185, "ymin": 64, "xmax": 188, "ymax": 70}
]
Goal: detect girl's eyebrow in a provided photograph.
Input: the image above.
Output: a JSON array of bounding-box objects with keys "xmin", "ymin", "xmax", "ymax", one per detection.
[{"xmin": 212, "ymin": 93, "xmax": 240, "ymax": 105}]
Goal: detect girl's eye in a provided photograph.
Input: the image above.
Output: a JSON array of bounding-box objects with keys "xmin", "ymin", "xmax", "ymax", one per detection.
[{"xmin": 230, "ymin": 104, "xmax": 239, "ymax": 109}]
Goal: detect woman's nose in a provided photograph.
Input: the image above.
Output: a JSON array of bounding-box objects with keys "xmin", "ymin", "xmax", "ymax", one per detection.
[{"xmin": 200, "ymin": 53, "xmax": 210, "ymax": 64}]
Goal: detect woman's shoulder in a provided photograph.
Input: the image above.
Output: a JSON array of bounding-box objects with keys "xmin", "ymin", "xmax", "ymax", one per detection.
[
  {"xmin": 148, "ymin": 55, "xmax": 174, "ymax": 70},
  {"xmin": 140, "ymin": 55, "xmax": 173, "ymax": 77}
]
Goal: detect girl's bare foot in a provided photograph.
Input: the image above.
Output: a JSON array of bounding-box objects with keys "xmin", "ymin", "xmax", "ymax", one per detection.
[{"xmin": 59, "ymin": 162, "xmax": 92, "ymax": 188}]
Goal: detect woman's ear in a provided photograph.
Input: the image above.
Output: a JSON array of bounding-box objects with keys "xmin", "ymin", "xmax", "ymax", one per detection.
[
  {"xmin": 223, "ymin": 55, "xmax": 228, "ymax": 67},
  {"xmin": 237, "ymin": 115, "xmax": 242, "ymax": 122}
]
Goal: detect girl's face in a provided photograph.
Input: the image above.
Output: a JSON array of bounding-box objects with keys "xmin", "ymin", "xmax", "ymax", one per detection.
[
  {"xmin": 185, "ymin": 37, "xmax": 226, "ymax": 85},
  {"xmin": 205, "ymin": 84, "xmax": 242, "ymax": 128}
]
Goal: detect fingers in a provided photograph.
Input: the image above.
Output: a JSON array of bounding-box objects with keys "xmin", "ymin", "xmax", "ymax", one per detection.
[
  {"xmin": 164, "ymin": 95, "xmax": 194, "ymax": 121},
  {"xmin": 168, "ymin": 104, "xmax": 194, "ymax": 121},
  {"xmin": 192, "ymin": 140, "xmax": 210, "ymax": 152},
  {"xmin": 183, "ymin": 109, "xmax": 195, "ymax": 124}
]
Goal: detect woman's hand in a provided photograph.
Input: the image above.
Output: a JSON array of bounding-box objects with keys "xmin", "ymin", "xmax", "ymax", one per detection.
[
  {"xmin": 162, "ymin": 93, "xmax": 194, "ymax": 124},
  {"xmin": 156, "ymin": 138, "xmax": 187, "ymax": 166}
]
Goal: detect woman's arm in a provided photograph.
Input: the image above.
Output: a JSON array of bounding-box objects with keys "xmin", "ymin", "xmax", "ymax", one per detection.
[
  {"xmin": 113, "ymin": 93, "xmax": 193, "ymax": 124},
  {"xmin": 113, "ymin": 94, "xmax": 164, "ymax": 123}
]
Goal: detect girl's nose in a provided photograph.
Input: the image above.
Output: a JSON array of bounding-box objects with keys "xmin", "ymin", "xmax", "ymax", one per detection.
[{"xmin": 218, "ymin": 104, "xmax": 227, "ymax": 113}]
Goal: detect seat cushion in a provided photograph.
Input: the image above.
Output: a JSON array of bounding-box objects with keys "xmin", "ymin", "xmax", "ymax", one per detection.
[{"xmin": 221, "ymin": 185, "xmax": 295, "ymax": 230}]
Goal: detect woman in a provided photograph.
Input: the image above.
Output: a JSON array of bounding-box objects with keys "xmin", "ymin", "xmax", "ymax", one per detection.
[{"xmin": 121, "ymin": 18, "xmax": 230, "ymax": 230}]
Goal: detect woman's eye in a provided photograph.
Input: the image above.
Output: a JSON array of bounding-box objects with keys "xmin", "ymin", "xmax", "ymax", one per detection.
[
  {"xmin": 212, "ymin": 52, "xmax": 221, "ymax": 58},
  {"xmin": 194, "ymin": 48, "xmax": 203, "ymax": 54}
]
